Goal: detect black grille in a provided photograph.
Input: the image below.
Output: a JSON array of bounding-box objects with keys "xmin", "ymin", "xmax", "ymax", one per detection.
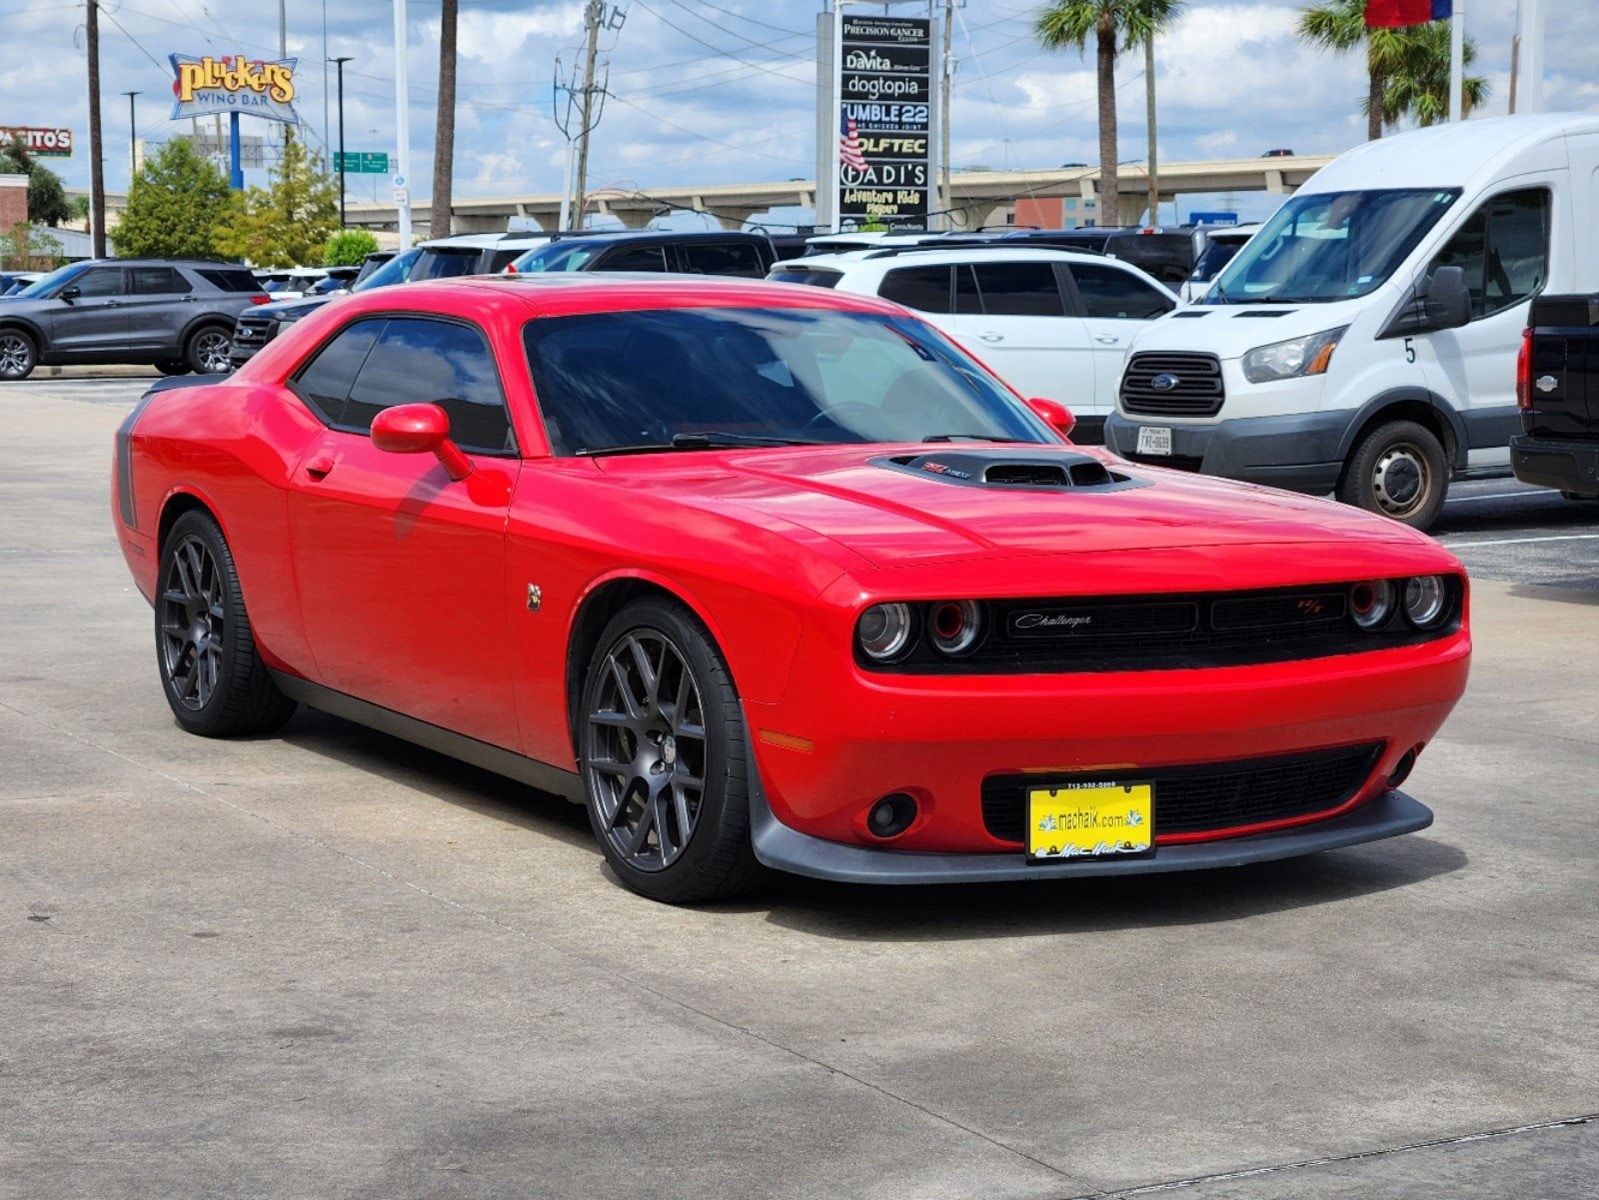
[
  {"xmin": 981, "ymin": 743, "xmax": 1385, "ymax": 843},
  {"xmin": 1121, "ymin": 352, "xmax": 1224, "ymax": 417},
  {"xmin": 230, "ymin": 314, "xmax": 276, "ymax": 346}
]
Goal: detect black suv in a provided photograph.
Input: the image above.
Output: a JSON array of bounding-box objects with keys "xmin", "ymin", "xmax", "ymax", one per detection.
[
  {"xmin": 0, "ymin": 259, "xmax": 266, "ymax": 380},
  {"xmin": 505, "ymin": 230, "xmax": 776, "ymax": 277}
]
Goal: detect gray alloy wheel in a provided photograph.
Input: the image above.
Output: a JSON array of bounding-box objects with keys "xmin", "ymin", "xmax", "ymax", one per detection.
[
  {"xmin": 0, "ymin": 329, "xmax": 37, "ymax": 380},
  {"xmin": 186, "ymin": 327, "xmax": 234, "ymax": 375},
  {"xmin": 580, "ymin": 599, "xmax": 763, "ymax": 903},
  {"xmin": 157, "ymin": 510, "xmax": 296, "ymax": 737}
]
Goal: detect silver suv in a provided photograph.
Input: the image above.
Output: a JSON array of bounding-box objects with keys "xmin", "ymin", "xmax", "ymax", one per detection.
[{"xmin": 0, "ymin": 259, "xmax": 267, "ymax": 380}]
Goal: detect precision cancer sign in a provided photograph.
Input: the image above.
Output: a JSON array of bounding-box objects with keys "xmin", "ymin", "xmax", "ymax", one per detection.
[
  {"xmin": 837, "ymin": 15, "xmax": 933, "ymax": 230},
  {"xmin": 168, "ymin": 54, "xmax": 301, "ymax": 124}
]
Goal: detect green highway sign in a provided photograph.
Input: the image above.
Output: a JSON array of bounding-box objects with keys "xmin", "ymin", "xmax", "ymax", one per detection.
[{"xmin": 335, "ymin": 151, "xmax": 389, "ymax": 174}]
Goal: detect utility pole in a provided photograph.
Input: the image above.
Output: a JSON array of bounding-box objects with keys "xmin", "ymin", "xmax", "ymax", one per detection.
[
  {"xmin": 392, "ymin": 0, "xmax": 413, "ymax": 249},
  {"xmin": 939, "ymin": 0, "xmax": 953, "ymax": 230},
  {"xmin": 331, "ymin": 57, "xmax": 352, "ymax": 228},
  {"xmin": 87, "ymin": 0, "xmax": 105, "ymax": 257},
  {"xmin": 555, "ymin": 2, "xmax": 618, "ymax": 231},
  {"xmin": 1144, "ymin": 28, "xmax": 1158, "ymax": 224},
  {"xmin": 122, "ymin": 91, "xmax": 140, "ymax": 184},
  {"xmin": 571, "ymin": 1, "xmax": 603, "ymax": 229},
  {"xmin": 430, "ymin": 0, "xmax": 458, "ymax": 238}
]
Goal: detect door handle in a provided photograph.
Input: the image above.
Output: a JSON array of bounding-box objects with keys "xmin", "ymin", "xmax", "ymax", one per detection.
[
  {"xmin": 977, "ymin": 333, "xmax": 1004, "ymax": 343},
  {"xmin": 1094, "ymin": 335, "xmax": 1120, "ymax": 345},
  {"xmin": 304, "ymin": 455, "xmax": 335, "ymax": 481}
]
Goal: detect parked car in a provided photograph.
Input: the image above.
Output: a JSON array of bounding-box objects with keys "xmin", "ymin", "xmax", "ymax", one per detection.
[
  {"xmin": 228, "ymin": 247, "xmax": 423, "ymax": 369},
  {"xmin": 415, "ymin": 231, "xmax": 554, "ymax": 278},
  {"xmin": 0, "ymin": 258, "xmax": 267, "ymax": 380},
  {"xmin": 1178, "ymin": 224, "xmax": 1263, "ymax": 303},
  {"xmin": 113, "ymin": 274, "xmax": 1469, "ymax": 902},
  {"xmin": 306, "ymin": 266, "xmax": 361, "ymax": 296},
  {"xmin": 0, "ymin": 270, "xmax": 45, "ymax": 295},
  {"xmin": 1100, "ymin": 227, "xmax": 1207, "ymax": 286},
  {"xmin": 350, "ymin": 251, "xmax": 396, "ymax": 288},
  {"xmin": 504, "ymin": 229, "xmax": 776, "ymax": 277},
  {"xmin": 1106, "ymin": 113, "xmax": 1599, "ymax": 529},
  {"xmin": 1510, "ymin": 293, "xmax": 1599, "ymax": 500},
  {"xmin": 769, "ymin": 245, "xmax": 1177, "ymax": 442}
]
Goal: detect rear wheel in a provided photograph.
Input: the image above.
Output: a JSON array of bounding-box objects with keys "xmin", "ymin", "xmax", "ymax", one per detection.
[
  {"xmin": 0, "ymin": 329, "xmax": 36, "ymax": 380},
  {"xmin": 157, "ymin": 510, "xmax": 297, "ymax": 737},
  {"xmin": 155, "ymin": 359, "xmax": 191, "ymax": 376},
  {"xmin": 579, "ymin": 599, "xmax": 762, "ymax": 903},
  {"xmin": 185, "ymin": 326, "xmax": 233, "ymax": 375},
  {"xmin": 1338, "ymin": 420, "xmax": 1448, "ymax": 530}
]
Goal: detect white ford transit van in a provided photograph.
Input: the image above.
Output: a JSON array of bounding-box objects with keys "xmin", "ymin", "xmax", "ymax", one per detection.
[{"xmin": 1105, "ymin": 113, "xmax": 1599, "ymax": 528}]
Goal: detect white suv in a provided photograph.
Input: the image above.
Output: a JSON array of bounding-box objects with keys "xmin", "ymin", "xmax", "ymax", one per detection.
[{"xmin": 769, "ymin": 246, "xmax": 1176, "ymax": 442}]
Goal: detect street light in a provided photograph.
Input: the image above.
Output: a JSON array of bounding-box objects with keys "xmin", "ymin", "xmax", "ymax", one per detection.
[
  {"xmin": 329, "ymin": 56, "xmax": 353, "ymax": 227},
  {"xmin": 121, "ymin": 91, "xmax": 140, "ymax": 183}
]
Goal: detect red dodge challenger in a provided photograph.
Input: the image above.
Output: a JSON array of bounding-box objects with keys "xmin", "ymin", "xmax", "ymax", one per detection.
[{"xmin": 112, "ymin": 275, "xmax": 1470, "ymax": 902}]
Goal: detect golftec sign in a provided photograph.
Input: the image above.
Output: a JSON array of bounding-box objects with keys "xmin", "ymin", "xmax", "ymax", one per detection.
[{"xmin": 168, "ymin": 54, "xmax": 301, "ymax": 125}]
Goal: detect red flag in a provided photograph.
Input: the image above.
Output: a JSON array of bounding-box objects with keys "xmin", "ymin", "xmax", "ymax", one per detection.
[{"xmin": 1366, "ymin": 0, "xmax": 1452, "ymax": 28}]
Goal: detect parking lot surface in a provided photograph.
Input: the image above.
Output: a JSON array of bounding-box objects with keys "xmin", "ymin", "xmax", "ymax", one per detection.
[{"xmin": 3, "ymin": 376, "xmax": 1596, "ymax": 1198}]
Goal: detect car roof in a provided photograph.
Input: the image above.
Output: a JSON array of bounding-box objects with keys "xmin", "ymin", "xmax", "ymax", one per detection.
[
  {"xmin": 782, "ymin": 245, "xmax": 1126, "ymax": 270},
  {"xmin": 546, "ymin": 229, "xmax": 772, "ymax": 244}
]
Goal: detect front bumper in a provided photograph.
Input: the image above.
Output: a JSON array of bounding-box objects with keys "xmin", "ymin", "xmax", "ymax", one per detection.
[
  {"xmin": 1511, "ymin": 433, "xmax": 1599, "ymax": 496},
  {"xmin": 1105, "ymin": 408, "xmax": 1352, "ymax": 494}
]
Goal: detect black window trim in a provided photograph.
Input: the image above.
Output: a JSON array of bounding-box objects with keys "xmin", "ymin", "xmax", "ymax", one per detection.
[
  {"xmin": 1429, "ymin": 183, "xmax": 1552, "ymax": 323},
  {"xmin": 285, "ymin": 310, "xmax": 520, "ymax": 457},
  {"xmin": 1059, "ymin": 259, "xmax": 1176, "ymax": 321}
]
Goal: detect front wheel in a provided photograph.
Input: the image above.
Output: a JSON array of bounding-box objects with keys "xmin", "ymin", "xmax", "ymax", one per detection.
[
  {"xmin": 0, "ymin": 328, "xmax": 37, "ymax": 380},
  {"xmin": 1338, "ymin": 420, "xmax": 1448, "ymax": 530},
  {"xmin": 185, "ymin": 326, "xmax": 233, "ymax": 375},
  {"xmin": 157, "ymin": 510, "xmax": 297, "ymax": 737},
  {"xmin": 579, "ymin": 599, "xmax": 762, "ymax": 903}
]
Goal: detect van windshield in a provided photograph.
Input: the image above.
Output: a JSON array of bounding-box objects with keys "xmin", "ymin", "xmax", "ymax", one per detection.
[{"xmin": 1207, "ymin": 189, "xmax": 1458, "ymax": 304}]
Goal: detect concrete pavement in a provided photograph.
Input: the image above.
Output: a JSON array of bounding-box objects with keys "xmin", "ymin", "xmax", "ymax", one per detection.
[{"xmin": 2, "ymin": 383, "xmax": 1595, "ymax": 1198}]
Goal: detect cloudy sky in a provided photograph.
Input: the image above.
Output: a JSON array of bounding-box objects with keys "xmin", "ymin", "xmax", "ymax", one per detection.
[{"xmin": 5, "ymin": 0, "xmax": 1597, "ymax": 227}]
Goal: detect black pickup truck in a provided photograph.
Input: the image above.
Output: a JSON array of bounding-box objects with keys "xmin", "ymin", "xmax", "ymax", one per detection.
[{"xmin": 1512, "ymin": 294, "xmax": 1599, "ymax": 499}]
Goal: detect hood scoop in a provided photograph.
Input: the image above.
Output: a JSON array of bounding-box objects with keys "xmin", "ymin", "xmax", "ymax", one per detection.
[{"xmin": 873, "ymin": 449, "xmax": 1149, "ymax": 493}]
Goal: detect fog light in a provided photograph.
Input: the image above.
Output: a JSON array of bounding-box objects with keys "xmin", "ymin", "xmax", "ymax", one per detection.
[
  {"xmin": 1350, "ymin": 579, "xmax": 1395, "ymax": 631},
  {"xmin": 1387, "ymin": 748, "xmax": 1417, "ymax": 789},
  {"xmin": 929, "ymin": 600, "xmax": 982, "ymax": 656},
  {"xmin": 866, "ymin": 792, "xmax": 918, "ymax": 839}
]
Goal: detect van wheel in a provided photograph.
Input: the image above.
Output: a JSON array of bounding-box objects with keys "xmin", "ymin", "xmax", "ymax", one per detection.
[{"xmin": 1338, "ymin": 420, "xmax": 1447, "ymax": 530}]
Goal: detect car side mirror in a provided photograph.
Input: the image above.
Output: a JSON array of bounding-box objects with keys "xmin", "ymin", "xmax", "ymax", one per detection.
[
  {"xmin": 1424, "ymin": 265, "xmax": 1471, "ymax": 331},
  {"xmin": 59, "ymin": 285, "xmax": 80, "ymax": 301},
  {"xmin": 1025, "ymin": 396, "xmax": 1076, "ymax": 440},
  {"xmin": 370, "ymin": 403, "xmax": 475, "ymax": 481}
]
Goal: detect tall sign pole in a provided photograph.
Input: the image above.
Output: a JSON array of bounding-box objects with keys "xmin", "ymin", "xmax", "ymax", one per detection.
[
  {"xmin": 122, "ymin": 91, "xmax": 140, "ymax": 182},
  {"xmin": 392, "ymin": 0, "xmax": 413, "ymax": 249},
  {"xmin": 939, "ymin": 0, "xmax": 953, "ymax": 230},
  {"xmin": 87, "ymin": 0, "xmax": 106, "ymax": 257},
  {"xmin": 332, "ymin": 57, "xmax": 352, "ymax": 227},
  {"xmin": 1448, "ymin": 0, "xmax": 1465, "ymax": 122}
]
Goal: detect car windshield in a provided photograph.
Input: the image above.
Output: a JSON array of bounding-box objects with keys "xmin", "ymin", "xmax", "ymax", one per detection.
[
  {"xmin": 510, "ymin": 241, "xmax": 602, "ymax": 273},
  {"xmin": 523, "ymin": 306, "xmax": 1055, "ymax": 456},
  {"xmin": 1207, "ymin": 188, "xmax": 1459, "ymax": 303},
  {"xmin": 12, "ymin": 263, "xmax": 89, "ymax": 298},
  {"xmin": 354, "ymin": 247, "xmax": 421, "ymax": 292},
  {"xmin": 1189, "ymin": 236, "xmax": 1248, "ymax": 283}
]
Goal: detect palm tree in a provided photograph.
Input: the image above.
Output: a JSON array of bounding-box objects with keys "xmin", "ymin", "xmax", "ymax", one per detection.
[
  {"xmin": 1380, "ymin": 20, "xmax": 1489, "ymax": 126},
  {"xmin": 1298, "ymin": 0, "xmax": 1404, "ymax": 141},
  {"xmin": 1035, "ymin": 1, "xmax": 1183, "ymax": 229}
]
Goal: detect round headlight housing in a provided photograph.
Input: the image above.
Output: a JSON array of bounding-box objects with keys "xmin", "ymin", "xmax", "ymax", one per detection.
[
  {"xmin": 929, "ymin": 600, "xmax": 982, "ymax": 657},
  {"xmin": 1350, "ymin": 579, "xmax": 1396, "ymax": 631},
  {"xmin": 1402, "ymin": 575, "xmax": 1449, "ymax": 629},
  {"xmin": 857, "ymin": 602, "xmax": 915, "ymax": 662}
]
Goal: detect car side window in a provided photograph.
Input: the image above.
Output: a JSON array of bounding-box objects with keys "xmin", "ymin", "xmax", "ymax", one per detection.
[
  {"xmin": 129, "ymin": 267, "xmax": 191, "ymax": 296},
  {"xmin": 679, "ymin": 242, "xmax": 766, "ymax": 278},
  {"xmin": 1429, "ymin": 188, "xmax": 1549, "ymax": 320},
  {"xmin": 344, "ymin": 317, "xmax": 515, "ymax": 454},
  {"xmin": 1069, "ymin": 263, "xmax": 1174, "ymax": 319},
  {"xmin": 291, "ymin": 318, "xmax": 384, "ymax": 425},
  {"xmin": 71, "ymin": 268, "xmax": 124, "ymax": 297},
  {"xmin": 593, "ymin": 245, "xmax": 669, "ymax": 272},
  {"xmin": 879, "ymin": 265, "xmax": 952, "ymax": 313},
  {"xmin": 972, "ymin": 262, "xmax": 1067, "ymax": 316}
]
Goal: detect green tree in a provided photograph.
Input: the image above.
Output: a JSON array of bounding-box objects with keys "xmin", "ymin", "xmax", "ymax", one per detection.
[
  {"xmin": 1035, "ymin": 1, "xmax": 1184, "ymax": 228},
  {"xmin": 0, "ymin": 136, "xmax": 72, "ymax": 226},
  {"xmin": 1379, "ymin": 19, "xmax": 1488, "ymax": 126},
  {"xmin": 115, "ymin": 138, "xmax": 238, "ymax": 260},
  {"xmin": 216, "ymin": 136, "xmax": 340, "ymax": 267},
  {"xmin": 322, "ymin": 228, "xmax": 380, "ymax": 267}
]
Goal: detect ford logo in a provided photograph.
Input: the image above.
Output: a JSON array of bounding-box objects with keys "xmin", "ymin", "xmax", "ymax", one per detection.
[{"xmin": 1150, "ymin": 373, "xmax": 1180, "ymax": 391}]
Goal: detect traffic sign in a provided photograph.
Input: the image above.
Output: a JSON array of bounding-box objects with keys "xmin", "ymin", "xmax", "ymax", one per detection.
[{"xmin": 335, "ymin": 151, "xmax": 389, "ymax": 174}]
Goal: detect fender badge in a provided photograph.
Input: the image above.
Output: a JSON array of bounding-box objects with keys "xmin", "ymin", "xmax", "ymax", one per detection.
[{"xmin": 526, "ymin": 584, "xmax": 542, "ymax": 612}]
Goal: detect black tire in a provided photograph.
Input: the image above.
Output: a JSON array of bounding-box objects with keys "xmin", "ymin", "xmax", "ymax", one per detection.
[
  {"xmin": 578, "ymin": 598, "xmax": 763, "ymax": 903},
  {"xmin": 1560, "ymin": 491, "xmax": 1599, "ymax": 502},
  {"xmin": 154, "ymin": 359, "xmax": 191, "ymax": 376},
  {"xmin": 156, "ymin": 510, "xmax": 297, "ymax": 737},
  {"xmin": 185, "ymin": 325, "xmax": 233, "ymax": 375},
  {"xmin": 0, "ymin": 328, "xmax": 37, "ymax": 381},
  {"xmin": 1338, "ymin": 420, "xmax": 1448, "ymax": 530}
]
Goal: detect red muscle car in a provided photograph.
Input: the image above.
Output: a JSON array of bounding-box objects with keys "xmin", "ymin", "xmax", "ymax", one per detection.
[{"xmin": 113, "ymin": 275, "xmax": 1470, "ymax": 902}]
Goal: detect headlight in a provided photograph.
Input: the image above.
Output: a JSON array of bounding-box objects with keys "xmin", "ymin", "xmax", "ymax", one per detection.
[
  {"xmin": 928, "ymin": 600, "xmax": 982, "ymax": 657},
  {"xmin": 1349, "ymin": 579, "xmax": 1395, "ymax": 631},
  {"xmin": 857, "ymin": 603, "xmax": 915, "ymax": 662},
  {"xmin": 1241, "ymin": 326, "xmax": 1348, "ymax": 384},
  {"xmin": 1402, "ymin": 575, "xmax": 1449, "ymax": 628}
]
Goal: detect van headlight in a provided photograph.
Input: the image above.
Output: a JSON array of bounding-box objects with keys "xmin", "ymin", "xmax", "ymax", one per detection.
[{"xmin": 1241, "ymin": 327, "xmax": 1348, "ymax": 384}]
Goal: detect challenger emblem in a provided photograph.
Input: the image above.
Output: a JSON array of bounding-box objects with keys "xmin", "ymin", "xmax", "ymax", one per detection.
[
  {"xmin": 1015, "ymin": 613, "xmax": 1093, "ymax": 630},
  {"xmin": 1150, "ymin": 373, "xmax": 1180, "ymax": 391}
]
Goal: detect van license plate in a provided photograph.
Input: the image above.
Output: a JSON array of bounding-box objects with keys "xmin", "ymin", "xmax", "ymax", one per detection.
[{"xmin": 1136, "ymin": 426, "xmax": 1172, "ymax": 456}]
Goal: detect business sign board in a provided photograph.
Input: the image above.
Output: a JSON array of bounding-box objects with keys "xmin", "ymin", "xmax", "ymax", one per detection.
[
  {"xmin": 0, "ymin": 127, "xmax": 73, "ymax": 157},
  {"xmin": 335, "ymin": 152, "xmax": 390, "ymax": 174},
  {"xmin": 190, "ymin": 134, "xmax": 266, "ymax": 169},
  {"xmin": 168, "ymin": 54, "xmax": 301, "ymax": 125},
  {"xmin": 835, "ymin": 15, "xmax": 934, "ymax": 231}
]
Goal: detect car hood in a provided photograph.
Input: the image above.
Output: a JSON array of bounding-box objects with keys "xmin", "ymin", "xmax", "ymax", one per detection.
[
  {"xmin": 255, "ymin": 295, "xmax": 332, "ymax": 318},
  {"xmin": 591, "ymin": 443, "xmax": 1439, "ymax": 573},
  {"xmin": 1132, "ymin": 296, "xmax": 1372, "ymax": 360}
]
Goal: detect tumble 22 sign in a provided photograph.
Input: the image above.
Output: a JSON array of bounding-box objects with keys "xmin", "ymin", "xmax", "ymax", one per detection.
[
  {"xmin": 837, "ymin": 16, "xmax": 932, "ymax": 230},
  {"xmin": 168, "ymin": 54, "xmax": 302, "ymax": 125}
]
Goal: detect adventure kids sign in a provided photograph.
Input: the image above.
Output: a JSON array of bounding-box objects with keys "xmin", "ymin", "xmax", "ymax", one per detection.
[{"xmin": 168, "ymin": 54, "xmax": 301, "ymax": 125}]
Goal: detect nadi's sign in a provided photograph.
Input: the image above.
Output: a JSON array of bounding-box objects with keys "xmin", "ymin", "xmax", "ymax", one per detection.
[{"xmin": 168, "ymin": 54, "xmax": 301, "ymax": 125}]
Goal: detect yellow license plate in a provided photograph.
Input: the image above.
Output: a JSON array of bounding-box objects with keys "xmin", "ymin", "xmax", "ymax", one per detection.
[{"xmin": 1028, "ymin": 783, "xmax": 1154, "ymax": 860}]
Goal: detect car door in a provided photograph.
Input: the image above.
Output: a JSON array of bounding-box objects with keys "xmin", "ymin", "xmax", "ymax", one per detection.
[
  {"xmin": 940, "ymin": 260, "xmax": 1093, "ymax": 406},
  {"xmin": 49, "ymin": 266, "xmax": 128, "ymax": 354},
  {"xmin": 1063, "ymin": 261, "xmax": 1177, "ymax": 419},
  {"xmin": 283, "ymin": 314, "xmax": 524, "ymax": 750},
  {"xmin": 122, "ymin": 266, "xmax": 193, "ymax": 351}
]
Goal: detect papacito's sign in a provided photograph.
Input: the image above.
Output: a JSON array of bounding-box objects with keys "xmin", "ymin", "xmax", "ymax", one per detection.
[
  {"xmin": 0, "ymin": 127, "xmax": 73, "ymax": 157},
  {"xmin": 168, "ymin": 54, "xmax": 301, "ymax": 125}
]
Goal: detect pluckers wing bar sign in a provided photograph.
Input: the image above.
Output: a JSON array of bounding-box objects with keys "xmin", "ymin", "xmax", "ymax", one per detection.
[
  {"xmin": 168, "ymin": 54, "xmax": 301, "ymax": 125},
  {"xmin": 839, "ymin": 15, "xmax": 932, "ymax": 231}
]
